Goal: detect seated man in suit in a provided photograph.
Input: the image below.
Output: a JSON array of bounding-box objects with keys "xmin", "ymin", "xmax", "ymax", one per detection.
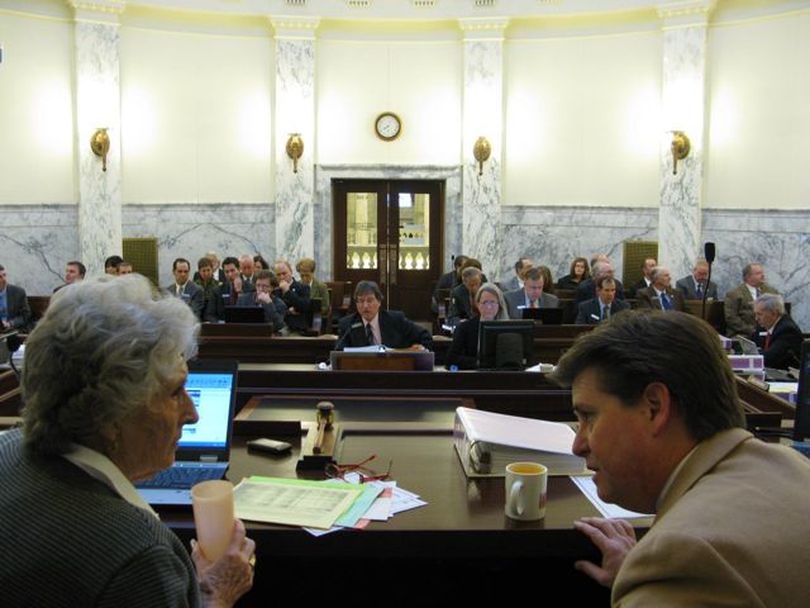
[
  {"xmin": 296, "ymin": 257, "xmax": 330, "ymax": 317},
  {"xmin": 500, "ymin": 256, "xmax": 533, "ymax": 293},
  {"xmin": 675, "ymin": 258, "xmax": 718, "ymax": 300},
  {"xmin": 753, "ymin": 293, "xmax": 802, "ymax": 369},
  {"xmin": 627, "ymin": 257, "xmax": 656, "ymax": 298},
  {"xmin": 447, "ymin": 267, "xmax": 482, "ymax": 327},
  {"xmin": 576, "ymin": 277, "xmax": 630, "ymax": 325},
  {"xmin": 432, "ymin": 254, "xmax": 467, "ymax": 314},
  {"xmin": 236, "ymin": 270, "xmax": 287, "ymax": 334},
  {"xmin": 724, "ymin": 263, "xmax": 779, "ymax": 337},
  {"xmin": 0, "ymin": 264, "xmax": 32, "ymax": 332},
  {"xmin": 117, "ymin": 261, "xmax": 133, "ymax": 275},
  {"xmin": 336, "ymin": 280, "xmax": 432, "ymax": 351},
  {"xmin": 205, "ymin": 256, "xmax": 243, "ymax": 322},
  {"xmin": 636, "ymin": 266, "xmax": 685, "ymax": 312},
  {"xmin": 273, "ymin": 259, "xmax": 312, "ymax": 334},
  {"xmin": 165, "ymin": 257, "xmax": 204, "ymax": 319},
  {"xmin": 552, "ymin": 311, "xmax": 810, "ymax": 607},
  {"xmin": 194, "ymin": 256, "xmax": 221, "ymax": 320},
  {"xmin": 54, "ymin": 260, "xmax": 86, "ymax": 293},
  {"xmin": 575, "ymin": 260, "xmax": 625, "ymax": 304},
  {"xmin": 504, "ymin": 266, "xmax": 559, "ymax": 320}
]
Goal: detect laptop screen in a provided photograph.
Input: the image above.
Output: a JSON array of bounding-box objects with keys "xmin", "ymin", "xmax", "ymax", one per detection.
[{"xmin": 179, "ymin": 370, "xmax": 235, "ymax": 450}]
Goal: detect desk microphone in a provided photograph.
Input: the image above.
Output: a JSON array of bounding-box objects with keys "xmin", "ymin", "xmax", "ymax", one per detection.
[
  {"xmin": 704, "ymin": 242, "xmax": 716, "ymax": 264},
  {"xmin": 702, "ymin": 242, "xmax": 716, "ymax": 319}
]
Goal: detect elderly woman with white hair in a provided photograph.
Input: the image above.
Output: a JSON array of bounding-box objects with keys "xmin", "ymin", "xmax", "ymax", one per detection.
[
  {"xmin": 445, "ymin": 283, "xmax": 509, "ymax": 370},
  {"xmin": 0, "ymin": 275, "xmax": 255, "ymax": 607}
]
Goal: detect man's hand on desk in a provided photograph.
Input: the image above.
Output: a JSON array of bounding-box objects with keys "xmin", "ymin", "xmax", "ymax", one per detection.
[
  {"xmin": 407, "ymin": 344, "xmax": 426, "ymax": 351},
  {"xmin": 573, "ymin": 516, "xmax": 637, "ymax": 587},
  {"xmin": 192, "ymin": 519, "xmax": 256, "ymax": 608}
]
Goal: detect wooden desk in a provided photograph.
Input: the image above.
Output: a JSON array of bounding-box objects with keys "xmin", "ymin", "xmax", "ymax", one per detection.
[
  {"xmin": 163, "ymin": 418, "xmax": 631, "ymax": 603},
  {"xmin": 236, "ymin": 363, "xmax": 575, "ymax": 420}
]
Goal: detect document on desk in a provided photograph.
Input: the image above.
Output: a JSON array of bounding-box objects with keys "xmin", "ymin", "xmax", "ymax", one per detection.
[
  {"xmin": 571, "ymin": 476, "xmax": 651, "ymax": 520},
  {"xmin": 234, "ymin": 476, "xmax": 365, "ymax": 529}
]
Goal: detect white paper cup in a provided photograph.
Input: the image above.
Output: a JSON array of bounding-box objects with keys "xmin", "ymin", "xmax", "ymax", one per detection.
[
  {"xmin": 505, "ymin": 462, "xmax": 548, "ymax": 521},
  {"xmin": 191, "ymin": 479, "xmax": 234, "ymax": 561}
]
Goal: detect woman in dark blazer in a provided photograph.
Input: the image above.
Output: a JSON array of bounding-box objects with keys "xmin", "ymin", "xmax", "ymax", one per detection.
[
  {"xmin": 556, "ymin": 257, "xmax": 590, "ymax": 291},
  {"xmin": 446, "ymin": 283, "xmax": 509, "ymax": 370}
]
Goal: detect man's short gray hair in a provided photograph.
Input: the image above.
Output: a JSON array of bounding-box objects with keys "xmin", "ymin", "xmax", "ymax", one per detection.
[
  {"xmin": 21, "ymin": 275, "xmax": 199, "ymax": 456},
  {"xmin": 755, "ymin": 293, "xmax": 785, "ymax": 316},
  {"xmin": 650, "ymin": 266, "xmax": 669, "ymax": 282},
  {"xmin": 461, "ymin": 266, "xmax": 482, "ymax": 281}
]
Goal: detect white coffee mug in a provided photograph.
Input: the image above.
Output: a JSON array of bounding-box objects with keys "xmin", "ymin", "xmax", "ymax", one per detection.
[{"xmin": 505, "ymin": 462, "xmax": 548, "ymax": 521}]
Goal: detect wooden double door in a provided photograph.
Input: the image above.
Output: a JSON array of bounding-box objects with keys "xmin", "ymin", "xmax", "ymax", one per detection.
[{"xmin": 333, "ymin": 179, "xmax": 444, "ymax": 321}]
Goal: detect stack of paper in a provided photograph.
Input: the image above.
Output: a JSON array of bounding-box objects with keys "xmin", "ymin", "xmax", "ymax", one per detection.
[{"xmin": 453, "ymin": 407, "xmax": 587, "ymax": 477}]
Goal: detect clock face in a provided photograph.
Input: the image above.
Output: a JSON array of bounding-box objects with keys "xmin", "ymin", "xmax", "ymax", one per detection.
[{"xmin": 375, "ymin": 112, "xmax": 402, "ymax": 141}]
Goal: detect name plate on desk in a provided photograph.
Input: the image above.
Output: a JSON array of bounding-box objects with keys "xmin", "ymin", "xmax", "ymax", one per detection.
[{"xmin": 330, "ymin": 350, "xmax": 435, "ymax": 371}]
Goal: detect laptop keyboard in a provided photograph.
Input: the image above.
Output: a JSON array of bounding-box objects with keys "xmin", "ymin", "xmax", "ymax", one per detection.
[{"xmin": 138, "ymin": 466, "xmax": 224, "ymax": 489}]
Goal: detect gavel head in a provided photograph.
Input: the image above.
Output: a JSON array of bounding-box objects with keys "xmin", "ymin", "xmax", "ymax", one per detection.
[{"xmin": 316, "ymin": 401, "xmax": 335, "ymax": 428}]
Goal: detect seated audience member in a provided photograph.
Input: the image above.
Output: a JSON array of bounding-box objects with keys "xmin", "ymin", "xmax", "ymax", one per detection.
[
  {"xmin": 236, "ymin": 270, "xmax": 287, "ymax": 333},
  {"xmin": 501, "ymin": 257, "xmax": 533, "ymax": 293},
  {"xmin": 575, "ymin": 260, "xmax": 625, "ymax": 304},
  {"xmin": 336, "ymin": 280, "xmax": 432, "ymax": 351},
  {"xmin": 117, "ymin": 261, "xmax": 133, "ymax": 275},
  {"xmin": 635, "ymin": 266, "xmax": 685, "ymax": 312},
  {"xmin": 54, "ymin": 260, "xmax": 87, "ymax": 293},
  {"xmin": 724, "ymin": 263, "xmax": 778, "ymax": 337},
  {"xmin": 193, "ymin": 251, "xmax": 225, "ymax": 283},
  {"xmin": 504, "ymin": 266, "xmax": 559, "ymax": 320},
  {"xmin": 238, "ymin": 255, "xmax": 256, "ymax": 292},
  {"xmin": 753, "ymin": 293, "xmax": 802, "ymax": 369},
  {"xmin": 537, "ymin": 265, "xmax": 556, "ymax": 295},
  {"xmin": 296, "ymin": 257, "xmax": 330, "ymax": 317},
  {"xmin": 273, "ymin": 259, "xmax": 312, "ymax": 334},
  {"xmin": 253, "ymin": 254, "xmax": 269, "ymax": 272},
  {"xmin": 432, "ymin": 255, "xmax": 468, "ymax": 314},
  {"xmin": 165, "ymin": 257, "xmax": 204, "ymax": 319},
  {"xmin": 0, "ymin": 275, "xmax": 254, "ymax": 606},
  {"xmin": 0, "ymin": 263, "xmax": 32, "ymax": 332},
  {"xmin": 575, "ymin": 277, "xmax": 630, "ymax": 325},
  {"xmin": 194, "ymin": 257, "xmax": 221, "ymax": 320},
  {"xmin": 448, "ymin": 267, "xmax": 483, "ymax": 327},
  {"xmin": 205, "ymin": 256, "xmax": 242, "ymax": 322},
  {"xmin": 557, "ymin": 257, "xmax": 590, "ymax": 291},
  {"xmin": 104, "ymin": 255, "xmax": 123, "ymax": 275},
  {"xmin": 459, "ymin": 257, "xmax": 489, "ymax": 283},
  {"xmin": 675, "ymin": 258, "xmax": 718, "ymax": 300},
  {"xmin": 445, "ymin": 283, "xmax": 508, "ymax": 370},
  {"xmin": 552, "ymin": 311, "xmax": 810, "ymax": 607},
  {"xmin": 627, "ymin": 257, "xmax": 656, "ymax": 298}
]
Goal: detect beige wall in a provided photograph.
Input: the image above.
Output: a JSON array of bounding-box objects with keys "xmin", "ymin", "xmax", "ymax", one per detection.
[
  {"xmin": 504, "ymin": 30, "xmax": 663, "ymax": 206},
  {"xmin": 120, "ymin": 26, "xmax": 274, "ymax": 204},
  {"xmin": 0, "ymin": 11, "xmax": 75, "ymax": 204},
  {"xmin": 316, "ymin": 39, "xmax": 462, "ymax": 165},
  {"xmin": 705, "ymin": 12, "xmax": 810, "ymax": 209}
]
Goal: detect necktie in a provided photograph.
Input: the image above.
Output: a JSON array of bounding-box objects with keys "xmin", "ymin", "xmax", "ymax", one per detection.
[
  {"xmin": 366, "ymin": 323, "xmax": 375, "ymax": 345},
  {"xmin": 764, "ymin": 332, "xmax": 772, "ymax": 350},
  {"xmin": 696, "ymin": 283, "xmax": 703, "ymax": 298},
  {"xmin": 661, "ymin": 293, "xmax": 672, "ymax": 311},
  {"xmin": 531, "ymin": 299, "xmax": 538, "ymax": 309},
  {"xmin": 177, "ymin": 285, "xmax": 182, "ymax": 296},
  {"xmin": 601, "ymin": 305, "xmax": 608, "ymax": 321}
]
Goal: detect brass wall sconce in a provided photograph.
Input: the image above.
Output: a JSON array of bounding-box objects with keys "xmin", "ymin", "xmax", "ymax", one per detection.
[
  {"xmin": 90, "ymin": 128, "xmax": 110, "ymax": 172},
  {"xmin": 473, "ymin": 136, "xmax": 491, "ymax": 176},
  {"xmin": 670, "ymin": 130, "xmax": 691, "ymax": 175},
  {"xmin": 286, "ymin": 133, "xmax": 304, "ymax": 173}
]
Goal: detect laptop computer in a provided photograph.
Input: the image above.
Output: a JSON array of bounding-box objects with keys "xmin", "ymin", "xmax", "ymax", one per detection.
[
  {"xmin": 136, "ymin": 358, "xmax": 238, "ymax": 505},
  {"xmin": 224, "ymin": 305, "xmax": 265, "ymax": 323},
  {"xmin": 521, "ymin": 307, "xmax": 564, "ymax": 325}
]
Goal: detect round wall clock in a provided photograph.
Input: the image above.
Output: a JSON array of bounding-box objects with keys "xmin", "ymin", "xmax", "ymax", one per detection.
[{"xmin": 374, "ymin": 112, "xmax": 402, "ymax": 141}]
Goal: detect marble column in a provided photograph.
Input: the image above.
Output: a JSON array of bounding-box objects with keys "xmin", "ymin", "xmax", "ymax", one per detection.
[
  {"xmin": 271, "ymin": 17, "xmax": 319, "ymax": 263},
  {"xmin": 657, "ymin": 2, "xmax": 712, "ymax": 280},
  {"xmin": 71, "ymin": 0, "xmax": 124, "ymax": 276},
  {"xmin": 459, "ymin": 18, "xmax": 507, "ymax": 276}
]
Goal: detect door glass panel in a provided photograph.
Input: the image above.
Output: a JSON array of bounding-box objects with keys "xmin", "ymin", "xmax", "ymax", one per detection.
[
  {"xmin": 346, "ymin": 192, "xmax": 378, "ymax": 270},
  {"xmin": 397, "ymin": 192, "xmax": 430, "ymax": 270}
]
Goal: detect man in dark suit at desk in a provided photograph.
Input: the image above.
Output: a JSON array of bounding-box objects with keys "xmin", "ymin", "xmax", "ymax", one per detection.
[
  {"xmin": 336, "ymin": 281, "xmax": 432, "ymax": 351},
  {"xmin": 165, "ymin": 257, "xmax": 204, "ymax": 319},
  {"xmin": 553, "ymin": 311, "xmax": 810, "ymax": 607},
  {"xmin": 753, "ymin": 293, "xmax": 802, "ymax": 369},
  {"xmin": 635, "ymin": 266, "xmax": 685, "ymax": 312},
  {"xmin": 447, "ymin": 267, "xmax": 482, "ymax": 327},
  {"xmin": 675, "ymin": 258, "xmax": 718, "ymax": 300},
  {"xmin": 626, "ymin": 256, "xmax": 656, "ymax": 298},
  {"xmin": 575, "ymin": 277, "xmax": 630, "ymax": 325},
  {"xmin": 576, "ymin": 261, "xmax": 625, "ymax": 304},
  {"xmin": 504, "ymin": 266, "xmax": 559, "ymax": 319}
]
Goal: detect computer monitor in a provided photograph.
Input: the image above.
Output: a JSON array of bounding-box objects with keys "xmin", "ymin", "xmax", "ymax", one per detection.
[
  {"xmin": 223, "ymin": 306, "xmax": 265, "ymax": 323},
  {"xmin": 477, "ymin": 320, "xmax": 535, "ymax": 370},
  {"xmin": 792, "ymin": 340, "xmax": 810, "ymax": 441},
  {"xmin": 521, "ymin": 307, "xmax": 564, "ymax": 325}
]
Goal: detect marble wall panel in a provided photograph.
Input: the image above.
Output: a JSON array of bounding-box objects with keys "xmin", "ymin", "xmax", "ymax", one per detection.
[{"xmin": 122, "ymin": 204, "xmax": 274, "ymax": 287}]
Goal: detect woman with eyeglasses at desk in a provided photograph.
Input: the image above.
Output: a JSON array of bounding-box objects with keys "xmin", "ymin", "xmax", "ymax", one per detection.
[
  {"xmin": 0, "ymin": 275, "xmax": 255, "ymax": 607},
  {"xmin": 445, "ymin": 283, "xmax": 509, "ymax": 370}
]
